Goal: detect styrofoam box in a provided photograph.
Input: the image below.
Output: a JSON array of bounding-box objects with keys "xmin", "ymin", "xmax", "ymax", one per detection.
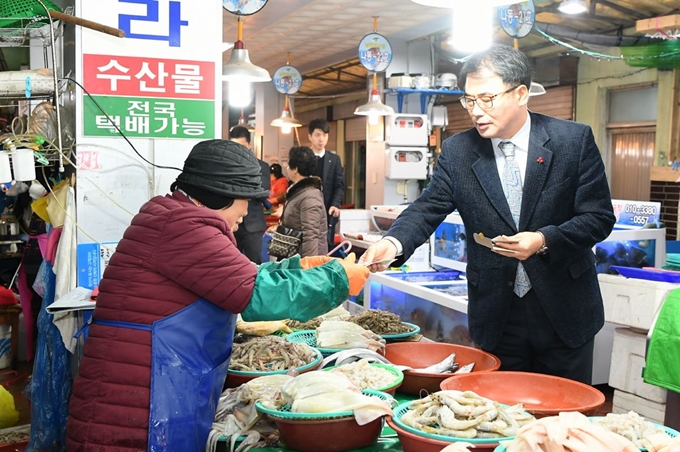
[
  {"xmin": 612, "ymin": 389, "xmax": 666, "ymax": 424},
  {"xmin": 609, "ymin": 328, "xmax": 667, "ymax": 403},
  {"xmin": 598, "ymin": 273, "xmax": 679, "ymax": 331},
  {"xmin": 338, "ymin": 209, "xmax": 372, "ymax": 235}
]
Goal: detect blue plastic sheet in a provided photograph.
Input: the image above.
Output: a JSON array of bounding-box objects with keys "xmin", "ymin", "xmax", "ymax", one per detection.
[{"xmin": 24, "ymin": 260, "xmax": 71, "ymax": 451}]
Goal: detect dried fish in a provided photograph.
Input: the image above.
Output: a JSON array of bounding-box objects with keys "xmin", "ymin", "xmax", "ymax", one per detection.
[{"xmin": 348, "ymin": 309, "xmax": 412, "ymax": 335}]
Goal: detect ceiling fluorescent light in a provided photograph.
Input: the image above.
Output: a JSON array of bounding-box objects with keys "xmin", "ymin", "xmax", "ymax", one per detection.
[{"xmin": 558, "ymin": 0, "xmax": 587, "ymax": 15}]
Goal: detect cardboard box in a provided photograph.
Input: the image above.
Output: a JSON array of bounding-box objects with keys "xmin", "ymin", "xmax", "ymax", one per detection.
[
  {"xmin": 609, "ymin": 328, "xmax": 667, "ymax": 404},
  {"xmin": 636, "ymin": 15, "xmax": 680, "ymax": 34},
  {"xmin": 613, "ymin": 389, "xmax": 666, "ymax": 424}
]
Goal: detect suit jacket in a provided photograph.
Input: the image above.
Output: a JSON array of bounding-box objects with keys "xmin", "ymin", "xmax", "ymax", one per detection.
[
  {"xmin": 387, "ymin": 112, "xmax": 616, "ymax": 350},
  {"xmin": 320, "ymin": 151, "xmax": 344, "ymax": 211},
  {"xmin": 241, "ymin": 159, "xmax": 270, "ymax": 233}
]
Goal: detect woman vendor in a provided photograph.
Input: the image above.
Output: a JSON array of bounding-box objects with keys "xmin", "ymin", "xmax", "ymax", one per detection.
[{"xmin": 66, "ymin": 139, "xmax": 369, "ymax": 452}]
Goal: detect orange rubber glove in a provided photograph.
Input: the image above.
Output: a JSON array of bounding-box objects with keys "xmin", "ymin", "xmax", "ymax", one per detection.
[
  {"xmin": 299, "ymin": 256, "xmax": 334, "ymax": 270},
  {"xmin": 336, "ymin": 253, "xmax": 370, "ymax": 296}
]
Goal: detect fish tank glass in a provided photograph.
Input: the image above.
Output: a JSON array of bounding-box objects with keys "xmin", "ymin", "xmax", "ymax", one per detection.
[
  {"xmin": 594, "ymin": 227, "xmax": 666, "ymax": 274},
  {"xmin": 385, "ymin": 270, "xmax": 463, "ymax": 283},
  {"xmin": 430, "ymin": 212, "xmax": 467, "ymax": 272},
  {"xmin": 368, "ymin": 280, "xmax": 473, "ymax": 346},
  {"xmin": 421, "ymin": 282, "xmax": 469, "ymax": 298}
]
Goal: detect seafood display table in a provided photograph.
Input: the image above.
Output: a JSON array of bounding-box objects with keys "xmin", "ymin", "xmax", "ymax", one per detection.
[{"xmin": 219, "ymin": 394, "xmax": 418, "ymax": 452}]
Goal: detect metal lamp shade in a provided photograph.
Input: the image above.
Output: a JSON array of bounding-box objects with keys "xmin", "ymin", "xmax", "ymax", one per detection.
[
  {"xmin": 271, "ymin": 108, "xmax": 302, "ymax": 128},
  {"xmin": 222, "ymin": 46, "xmax": 271, "ymax": 82},
  {"xmin": 354, "ymin": 92, "xmax": 395, "ymax": 117}
]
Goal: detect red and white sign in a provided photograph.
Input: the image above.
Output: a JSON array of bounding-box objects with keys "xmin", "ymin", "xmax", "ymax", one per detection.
[{"xmin": 83, "ymin": 54, "xmax": 214, "ymax": 99}]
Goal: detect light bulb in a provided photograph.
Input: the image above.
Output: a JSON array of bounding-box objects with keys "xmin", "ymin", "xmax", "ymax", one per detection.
[
  {"xmin": 450, "ymin": 4, "xmax": 492, "ymax": 53},
  {"xmin": 368, "ymin": 113, "xmax": 380, "ymax": 125},
  {"xmin": 281, "ymin": 125, "xmax": 292, "ymax": 134},
  {"xmin": 228, "ymin": 80, "xmax": 252, "ymax": 107}
]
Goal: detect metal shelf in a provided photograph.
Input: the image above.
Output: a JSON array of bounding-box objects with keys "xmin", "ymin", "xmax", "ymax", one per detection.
[
  {"xmin": 0, "ymin": 20, "xmax": 64, "ymax": 47},
  {"xmin": 385, "ymin": 88, "xmax": 464, "ymax": 114}
]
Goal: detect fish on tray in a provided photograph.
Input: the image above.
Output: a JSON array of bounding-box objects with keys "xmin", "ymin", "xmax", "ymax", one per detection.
[{"xmin": 409, "ymin": 353, "xmax": 475, "ymax": 374}]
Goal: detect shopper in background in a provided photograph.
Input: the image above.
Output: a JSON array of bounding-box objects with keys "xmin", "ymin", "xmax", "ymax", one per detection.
[
  {"xmin": 360, "ymin": 44, "xmax": 615, "ymax": 384},
  {"xmin": 308, "ymin": 119, "xmax": 344, "ymax": 248},
  {"xmin": 268, "ymin": 163, "xmax": 288, "ymax": 207},
  {"xmin": 280, "ymin": 146, "xmax": 328, "ymax": 257},
  {"xmin": 66, "ymin": 139, "xmax": 368, "ymax": 452},
  {"xmin": 229, "ymin": 125, "xmax": 270, "ymax": 264}
]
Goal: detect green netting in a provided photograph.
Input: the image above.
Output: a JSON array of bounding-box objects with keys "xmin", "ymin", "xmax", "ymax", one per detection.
[
  {"xmin": 620, "ymin": 40, "xmax": 680, "ymax": 69},
  {"xmin": 0, "ymin": 0, "xmax": 62, "ymax": 29}
]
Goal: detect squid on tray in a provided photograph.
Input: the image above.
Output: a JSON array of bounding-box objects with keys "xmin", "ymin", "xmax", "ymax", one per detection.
[
  {"xmin": 315, "ymin": 320, "xmax": 386, "ymax": 351},
  {"xmin": 501, "ymin": 411, "xmax": 640, "ymax": 452},
  {"xmin": 206, "ymin": 374, "xmax": 293, "ymax": 452},
  {"xmin": 278, "ymin": 370, "xmax": 394, "ymax": 426}
]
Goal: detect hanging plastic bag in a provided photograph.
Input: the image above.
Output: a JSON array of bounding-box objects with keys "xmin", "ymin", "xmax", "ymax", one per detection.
[{"xmin": 0, "ymin": 384, "xmax": 18, "ymax": 429}]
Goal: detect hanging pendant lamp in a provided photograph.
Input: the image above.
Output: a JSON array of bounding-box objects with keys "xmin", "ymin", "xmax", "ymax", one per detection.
[
  {"xmin": 222, "ymin": 17, "xmax": 271, "ymax": 82},
  {"xmin": 271, "ymin": 96, "xmax": 302, "ymax": 134},
  {"xmin": 354, "ymin": 73, "xmax": 394, "ymax": 123}
]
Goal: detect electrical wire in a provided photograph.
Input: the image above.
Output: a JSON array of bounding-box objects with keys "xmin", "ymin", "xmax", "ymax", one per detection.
[
  {"xmin": 61, "ymin": 77, "xmax": 183, "ymax": 172},
  {"xmin": 40, "ymin": 165, "xmax": 108, "ymax": 245}
]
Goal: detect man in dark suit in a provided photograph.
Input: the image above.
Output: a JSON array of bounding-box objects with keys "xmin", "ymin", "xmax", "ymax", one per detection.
[
  {"xmin": 229, "ymin": 126, "xmax": 270, "ymax": 264},
  {"xmin": 308, "ymin": 119, "xmax": 345, "ymax": 248},
  {"xmin": 360, "ymin": 44, "xmax": 615, "ymax": 384}
]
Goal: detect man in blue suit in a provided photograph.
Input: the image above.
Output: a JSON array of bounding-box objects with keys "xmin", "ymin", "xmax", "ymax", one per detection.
[{"xmin": 360, "ymin": 44, "xmax": 615, "ymax": 384}]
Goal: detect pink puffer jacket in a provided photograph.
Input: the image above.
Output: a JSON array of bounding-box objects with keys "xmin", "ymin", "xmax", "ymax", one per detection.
[{"xmin": 66, "ymin": 192, "xmax": 256, "ymax": 451}]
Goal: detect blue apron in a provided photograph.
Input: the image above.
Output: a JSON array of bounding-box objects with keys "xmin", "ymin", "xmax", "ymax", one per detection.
[{"xmin": 93, "ymin": 299, "xmax": 236, "ymax": 451}]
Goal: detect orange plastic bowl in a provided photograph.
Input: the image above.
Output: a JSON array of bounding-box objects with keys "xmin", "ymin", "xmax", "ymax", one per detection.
[
  {"xmin": 386, "ymin": 416, "xmax": 498, "ymax": 452},
  {"xmin": 440, "ymin": 371, "xmax": 605, "ymax": 417},
  {"xmin": 384, "ymin": 342, "xmax": 500, "ymax": 396}
]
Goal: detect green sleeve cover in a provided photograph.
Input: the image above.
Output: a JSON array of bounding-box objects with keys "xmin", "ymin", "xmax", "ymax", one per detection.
[{"xmin": 242, "ymin": 259, "xmax": 350, "ymax": 322}]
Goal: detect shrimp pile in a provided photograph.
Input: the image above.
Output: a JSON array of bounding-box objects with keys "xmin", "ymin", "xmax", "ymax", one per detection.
[
  {"xmin": 400, "ymin": 390, "xmax": 535, "ymax": 439},
  {"xmin": 592, "ymin": 411, "xmax": 677, "ymax": 450},
  {"xmin": 229, "ymin": 336, "xmax": 317, "ymax": 372}
]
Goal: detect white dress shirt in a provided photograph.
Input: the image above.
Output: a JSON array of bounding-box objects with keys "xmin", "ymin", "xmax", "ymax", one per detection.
[{"xmin": 491, "ymin": 113, "xmax": 532, "ymax": 185}]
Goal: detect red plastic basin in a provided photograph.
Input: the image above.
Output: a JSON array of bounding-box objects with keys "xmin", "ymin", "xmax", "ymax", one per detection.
[
  {"xmin": 274, "ymin": 415, "xmax": 383, "ymax": 452},
  {"xmin": 387, "ymin": 416, "xmax": 499, "ymax": 452},
  {"xmin": 440, "ymin": 371, "xmax": 605, "ymax": 417},
  {"xmin": 385, "ymin": 342, "xmax": 501, "ymax": 396}
]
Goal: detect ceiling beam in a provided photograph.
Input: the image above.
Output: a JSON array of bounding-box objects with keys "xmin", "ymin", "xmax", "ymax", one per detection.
[
  {"xmin": 536, "ymin": 5, "xmax": 632, "ymax": 24},
  {"xmin": 596, "ymin": 0, "xmax": 646, "ymax": 19}
]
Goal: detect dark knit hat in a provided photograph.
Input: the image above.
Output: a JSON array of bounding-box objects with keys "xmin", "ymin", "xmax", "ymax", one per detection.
[{"xmin": 173, "ymin": 140, "xmax": 268, "ymax": 208}]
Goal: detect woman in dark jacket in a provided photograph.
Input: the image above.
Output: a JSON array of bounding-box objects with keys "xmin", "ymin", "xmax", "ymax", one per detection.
[{"xmin": 280, "ymin": 147, "xmax": 328, "ymax": 257}]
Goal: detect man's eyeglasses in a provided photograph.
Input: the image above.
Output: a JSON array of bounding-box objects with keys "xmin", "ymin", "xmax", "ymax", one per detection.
[{"xmin": 459, "ymin": 85, "xmax": 521, "ymax": 110}]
